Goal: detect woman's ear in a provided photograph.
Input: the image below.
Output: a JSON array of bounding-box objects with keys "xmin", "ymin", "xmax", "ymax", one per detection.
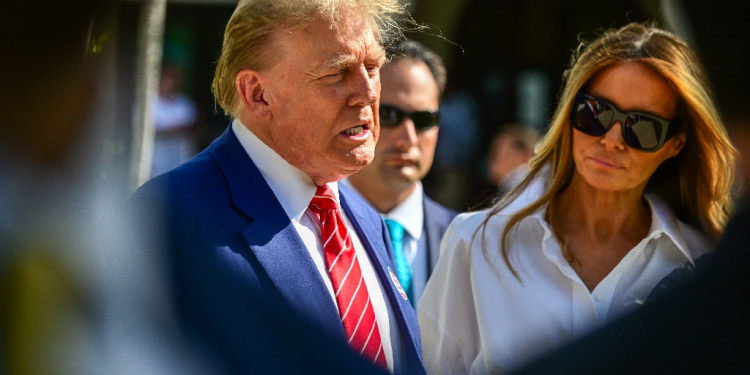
[
  {"xmin": 667, "ymin": 130, "xmax": 687, "ymax": 158},
  {"xmin": 236, "ymin": 69, "xmax": 271, "ymax": 120}
]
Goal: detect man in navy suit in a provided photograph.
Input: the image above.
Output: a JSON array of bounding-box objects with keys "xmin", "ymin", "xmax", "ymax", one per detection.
[
  {"xmin": 130, "ymin": 1, "xmax": 426, "ymax": 374},
  {"xmin": 345, "ymin": 40, "xmax": 458, "ymax": 308}
]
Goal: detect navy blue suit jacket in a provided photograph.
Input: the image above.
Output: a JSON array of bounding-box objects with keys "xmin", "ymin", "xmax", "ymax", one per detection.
[
  {"xmin": 131, "ymin": 127, "xmax": 426, "ymax": 375},
  {"xmin": 423, "ymin": 196, "xmax": 458, "ymax": 275}
]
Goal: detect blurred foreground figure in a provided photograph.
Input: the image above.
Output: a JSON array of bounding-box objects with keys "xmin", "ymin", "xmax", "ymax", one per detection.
[
  {"xmin": 130, "ymin": 0, "xmax": 427, "ymax": 374},
  {"xmin": 0, "ymin": 1, "xmax": 110, "ymax": 373},
  {"xmin": 0, "ymin": 1, "xmax": 207, "ymax": 374},
  {"xmin": 345, "ymin": 40, "xmax": 458, "ymax": 308},
  {"xmin": 419, "ymin": 22, "xmax": 736, "ymax": 373}
]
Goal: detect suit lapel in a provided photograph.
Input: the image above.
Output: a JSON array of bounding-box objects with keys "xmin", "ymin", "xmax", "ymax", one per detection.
[
  {"xmin": 208, "ymin": 128, "xmax": 344, "ymax": 338},
  {"xmin": 339, "ymin": 186, "xmax": 425, "ymax": 373}
]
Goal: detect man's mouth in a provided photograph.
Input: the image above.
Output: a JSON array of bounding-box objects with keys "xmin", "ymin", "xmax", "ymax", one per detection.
[
  {"xmin": 341, "ymin": 124, "xmax": 366, "ymax": 136},
  {"xmin": 385, "ymin": 152, "xmax": 417, "ymax": 167}
]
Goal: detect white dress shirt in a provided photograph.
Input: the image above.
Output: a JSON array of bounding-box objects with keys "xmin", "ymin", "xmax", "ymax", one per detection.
[
  {"xmin": 418, "ymin": 171, "xmax": 713, "ymax": 374},
  {"xmin": 232, "ymin": 120, "xmax": 402, "ymax": 372},
  {"xmin": 382, "ymin": 183, "xmax": 424, "ymax": 267}
]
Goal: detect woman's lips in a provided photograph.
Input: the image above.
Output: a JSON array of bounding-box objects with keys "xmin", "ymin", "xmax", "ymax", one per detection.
[{"xmin": 590, "ymin": 155, "xmax": 624, "ymax": 169}]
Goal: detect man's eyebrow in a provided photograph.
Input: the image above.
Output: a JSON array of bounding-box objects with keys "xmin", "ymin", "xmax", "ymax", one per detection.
[
  {"xmin": 369, "ymin": 46, "xmax": 386, "ymax": 65},
  {"xmin": 317, "ymin": 54, "xmax": 358, "ymax": 73},
  {"xmin": 315, "ymin": 46, "xmax": 386, "ymax": 73}
]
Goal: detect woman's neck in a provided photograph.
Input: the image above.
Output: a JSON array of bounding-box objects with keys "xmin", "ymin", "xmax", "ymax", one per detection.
[
  {"xmin": 553, "ymin": 172, "xmax": 651, "ymax": 242},
  {"xmin": 548, "ymin": 172, "xmax": 653, "ymax": 291}
]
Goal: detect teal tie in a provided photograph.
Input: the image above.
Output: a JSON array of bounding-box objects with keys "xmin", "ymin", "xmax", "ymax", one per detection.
[{"xmin": 384, "ymin": 218, "xmax": 413, "ymax": 302}]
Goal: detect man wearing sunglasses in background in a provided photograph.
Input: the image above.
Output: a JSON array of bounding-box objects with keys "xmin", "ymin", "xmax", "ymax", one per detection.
[{"xmin": 345, "ymin": 40, "xmax": 457, "ymax": 308}]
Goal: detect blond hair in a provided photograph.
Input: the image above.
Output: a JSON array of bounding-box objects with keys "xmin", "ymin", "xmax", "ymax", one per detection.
[
  {"xmin": 212, "ymin": 0, "xmax": 406, "ymax": 118},
  {"xmin": 478, "ymin": 22, "xmax": 737, "ymax": 278}
]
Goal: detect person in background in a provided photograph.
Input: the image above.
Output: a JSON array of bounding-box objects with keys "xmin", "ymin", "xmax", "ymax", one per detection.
[
  {"xmin": 419, "ymin": 22, "xmax": 736, "ymax": 374},
  {"xmin": 345, "ymin": 40, "xmax": 457, "ymax": 308},
  {"xmin": 130, "ymin": 0, "xmax": 427, "ymax": 374},
  {"xmin": 151, "ymin": 63, "xmax": 198, "ymax": 178},
  {"xmin": 485, "ymin": 123, "xmax": 540, "ymax": 197}
]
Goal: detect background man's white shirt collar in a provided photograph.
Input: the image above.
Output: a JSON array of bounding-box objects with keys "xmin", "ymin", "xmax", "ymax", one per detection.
[
  {"xmin": 341, "ymin": 179, "xmax": 425, "ymax": 241},
  {"xmin": 385, "ymin": 183, "xmax": 424, "ymax": 241}
]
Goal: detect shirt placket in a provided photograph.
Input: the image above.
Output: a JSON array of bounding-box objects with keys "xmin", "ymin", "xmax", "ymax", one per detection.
[{"xmin": 538, "ymin": 219, "xmax": 599, "ymax": 336}]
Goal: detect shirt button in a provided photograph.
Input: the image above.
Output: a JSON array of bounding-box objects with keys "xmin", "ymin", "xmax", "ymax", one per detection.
[{"xmin": 595, "ymin": 295, "xmax": 602, "ymax": 302}]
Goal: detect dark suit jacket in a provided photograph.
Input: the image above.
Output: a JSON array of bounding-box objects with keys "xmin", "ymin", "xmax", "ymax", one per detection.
[
  {"xmin": 423, "ymin": 195, "xmax": 458, "ymax": 275},
  {"xmin": 407, "ymin": 195, "xmax": 457, "ymax": 304},
  {"xmin": 131, "ymin": 127, "xmax": 427, "ymax": 375},
  {"xmin": 512, "ymin": 205, "xmax": 750, "ymax": 375}
]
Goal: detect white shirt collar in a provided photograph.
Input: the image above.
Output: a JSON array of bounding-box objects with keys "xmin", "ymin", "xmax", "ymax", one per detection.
[
  {"xmin": 384, "ymin": 182, "xmax": 424, "ymax": 240},
  {"xmin": 501, "ymin": 164, "xmax": 550, "ymax": 215},
  {"xmin": 509, "ymin": 166, "xmax": 696, "ymax": 266},
  {"xmin": 642, "ymin": 192, "xmax": 694, "ymax": 265},
  {"xmin": 530, "ymin": 193, "xmax": 695, "ymax": 265},
  {"xmin": 232, "ymin": 119, "xmax": 340, "ymax": 222},
  {"xmin": 341, "ymin": 179, "xmax": 424, "ymax": 240}
]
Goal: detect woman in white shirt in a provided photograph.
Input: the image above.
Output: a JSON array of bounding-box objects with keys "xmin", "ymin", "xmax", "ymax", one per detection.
[{"xmin": 418, "ymin": 22, "xmax": 737, "ymax": 374}]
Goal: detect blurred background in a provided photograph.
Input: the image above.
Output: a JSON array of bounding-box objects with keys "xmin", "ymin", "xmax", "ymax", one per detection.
[{"xmin": 1, "ymin": 0, "xmax": 748, "ymax": 373}]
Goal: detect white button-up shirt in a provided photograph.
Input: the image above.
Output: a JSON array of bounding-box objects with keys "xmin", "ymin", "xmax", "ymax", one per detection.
[
  {"xmin": 232, "ymin": 120, "xmax": 402, "ymax": 372},
  {"xmin": 418, "ymin": 173, "xmax": 713, "ymax": 374}
]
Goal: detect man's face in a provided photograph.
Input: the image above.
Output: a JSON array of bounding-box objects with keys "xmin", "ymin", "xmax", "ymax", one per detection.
[
  {"xmin": 351, "ymin": 58, "xmax": 440, "ymax": 192},
  {"xmin": 256, "ymin": 10, "xmax": 385, "ymax": 185}
]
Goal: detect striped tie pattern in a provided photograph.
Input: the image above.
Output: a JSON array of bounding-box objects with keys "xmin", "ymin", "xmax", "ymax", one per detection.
[{"xmin": 308, "ymin": 185, "xmax": 387, "ymax": 369}]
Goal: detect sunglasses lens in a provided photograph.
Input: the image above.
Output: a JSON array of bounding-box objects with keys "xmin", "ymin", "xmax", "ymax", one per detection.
[
  {"xmin": 379, "ymin": 105, "xmax": 439, "ymax": 130},
  {"xmin": 379, "ymin": 105, "xmax": 403, "ymax": 127},
  {"xmin": 410, "ymin": 111, "xmax": 439, "ymax": 130},
  {"xmin": 572, "ymin": 93, "xmax": 674, "ymax": 152},
  {"xmin": 624, "ymin": 115, "xmax": 664, "ymax": 151},
  {"xmin": 573, "ymin": 97, "xmax": 609, "ymax": 136}
]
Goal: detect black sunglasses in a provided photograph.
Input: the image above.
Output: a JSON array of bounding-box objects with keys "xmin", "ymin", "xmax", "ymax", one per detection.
[
  {"xmin": 570, "ymin": 92, "xmax": 682, "ymax": 152},
  {"xmin": 379, "ymin": 104, "xmax": 440, "ymax": 131}
]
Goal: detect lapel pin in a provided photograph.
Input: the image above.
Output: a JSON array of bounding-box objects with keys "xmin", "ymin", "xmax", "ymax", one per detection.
[{"xmin": 388, "ymin": 267, "xmax": 408, "ymax": 301}]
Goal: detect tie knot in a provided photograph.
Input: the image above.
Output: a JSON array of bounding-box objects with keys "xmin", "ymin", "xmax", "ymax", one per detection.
[
  {"xmin": 383, "ymin": 218, "xmax": 405, "ymax": 243},
  {"xmin": 309, "ymin": 185, "xmax": 339, "ymax": 212}
]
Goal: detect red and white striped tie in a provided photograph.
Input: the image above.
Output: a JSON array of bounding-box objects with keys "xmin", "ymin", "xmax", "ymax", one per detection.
[{"xmin": 308, "ymin": 185, "xmax": 387, "ymax": 369}]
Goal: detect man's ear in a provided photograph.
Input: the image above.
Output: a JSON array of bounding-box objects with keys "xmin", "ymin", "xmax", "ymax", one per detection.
[{"xmin": 236, "ymin": 69, "xmax": 270, "ymax": 120}]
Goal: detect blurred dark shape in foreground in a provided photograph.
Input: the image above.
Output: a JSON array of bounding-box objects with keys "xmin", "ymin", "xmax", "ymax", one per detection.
[{"xmin": 0, "ymin": 1, "xmax": 204, "ymax": 373}]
